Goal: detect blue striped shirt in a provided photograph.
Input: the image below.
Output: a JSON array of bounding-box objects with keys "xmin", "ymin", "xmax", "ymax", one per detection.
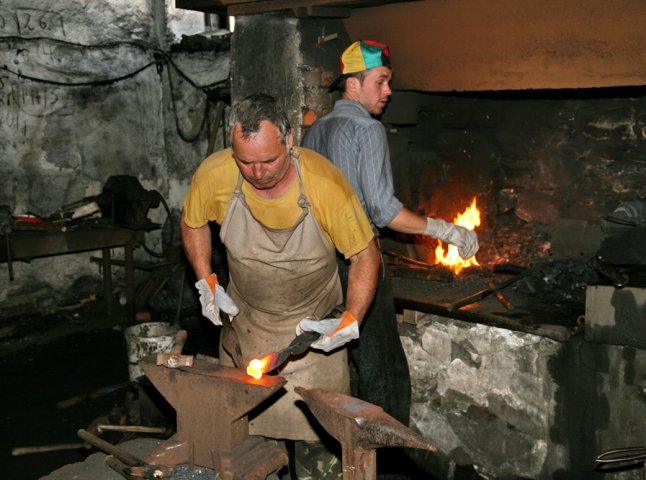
[{"xmin": 302, "ymin": 100, "xmax": 403, "ymax": 231}]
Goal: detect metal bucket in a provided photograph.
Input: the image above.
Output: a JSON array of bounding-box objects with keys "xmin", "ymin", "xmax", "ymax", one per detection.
[{"xmin": 124, "ymin": 322, "xmax": 179, "ymax": 381}]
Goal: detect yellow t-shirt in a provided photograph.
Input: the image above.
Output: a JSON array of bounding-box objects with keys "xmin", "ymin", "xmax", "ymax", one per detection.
[{"xmin": 183, "ymin": 147, "xmax": 374, "ymax": 259}]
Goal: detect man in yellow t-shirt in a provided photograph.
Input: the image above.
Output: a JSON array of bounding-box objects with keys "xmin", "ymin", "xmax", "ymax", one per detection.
[
  {"xmin": 183, "ymin": 140, "xmax": 373, "ymax": 259},
  {"xmin": 180, "ymin": 93, "xmax": 379, "ymax": 479}
]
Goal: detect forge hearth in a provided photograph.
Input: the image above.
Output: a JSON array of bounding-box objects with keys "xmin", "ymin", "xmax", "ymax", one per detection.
[
  {"xmin": 389, "ymin": 197, "xmax": 642, "ymax": 344},
  {"xmin": 390, "ymin": 258, "xmax": 597, "ymax": 342}
]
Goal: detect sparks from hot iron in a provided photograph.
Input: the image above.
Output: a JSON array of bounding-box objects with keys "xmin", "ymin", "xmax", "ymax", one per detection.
[{"xmin": 435, "ymin": 197, "xmax": 481, "ymax": 275}]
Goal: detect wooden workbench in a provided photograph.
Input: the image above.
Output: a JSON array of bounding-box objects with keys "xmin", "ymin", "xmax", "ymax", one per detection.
[{"xmin": 0, "ymin": 224, "xmax": 145, "ymax": 323}]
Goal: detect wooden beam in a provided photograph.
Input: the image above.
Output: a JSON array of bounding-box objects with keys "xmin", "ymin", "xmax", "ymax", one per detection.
[
  {"xmin": 229, "ymin": 1, "xmax": 347, "ymax": 16},
  {"xmin": 293, "ymin": 6, "xmax": 351, "ymax": 18},
  {"xmin": 176, "ymin": 0, "xmax": 418, "ymax": 16},
  {"xmin": 176, "ymin": 0, "xmax": 227, "ymax": 14}
]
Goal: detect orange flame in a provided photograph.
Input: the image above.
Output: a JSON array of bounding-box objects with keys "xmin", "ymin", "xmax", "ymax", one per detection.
[{"xmin": 434, "ymin": 197, "xmax": 481, "ymax": 275}]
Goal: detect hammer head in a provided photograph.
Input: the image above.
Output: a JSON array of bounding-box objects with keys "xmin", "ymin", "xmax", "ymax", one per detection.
[
  {"xmin": 126, "ymin": 464, "xmax": 174, "ymax": 479},
  {"xmin": 155, "ymin": 329, "xmax": 194, "ymax": 368},
  {"xmin": 155, "ymin": 353, "xmax": 194, "ymax": 368}
]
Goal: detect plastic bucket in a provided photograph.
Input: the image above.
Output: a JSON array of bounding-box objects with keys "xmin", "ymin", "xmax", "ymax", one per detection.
[{"xmin": 124, "ymin": 322, "xmax": 179, "ymax": 381}]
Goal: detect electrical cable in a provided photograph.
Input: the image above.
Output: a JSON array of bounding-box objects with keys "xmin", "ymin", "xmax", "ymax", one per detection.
[
  {"xmin": 165, "ymin": 61, "xmax": 211, "ymax": 143},
  {"xmin": 142, "ymin": 192, "xmax": 173, "ymax": 259},
  {"xmin": 1, "ymin": 61, "xmax": 157, "ymax": 87},
  {"xmin": 0, "ymin": 35, "xmax": 229, "ymax": 89},
  {"xmin": 0, "ymin": 36, "xmax": 155, "ymax": 50},
  {"xmin": 1, "ymin": 34, "xmax": 229, "ymax": 142}
]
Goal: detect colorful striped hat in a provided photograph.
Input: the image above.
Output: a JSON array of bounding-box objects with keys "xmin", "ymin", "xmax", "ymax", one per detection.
[{"xmin": 329, "ymin": 40, "xmax": 390, "ymax": 90}]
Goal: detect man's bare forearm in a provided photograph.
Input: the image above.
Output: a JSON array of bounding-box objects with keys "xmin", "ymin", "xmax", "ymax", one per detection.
[
  {"xmin": 387, "ymin": 207, "xmax": 428, "ymax": 234},
  {"xmin": 345, "ymin": 239, "xmax": 380, "ymax": 325},
  {"xmin": 180, "ymin": 210, "xmax": 213, "ymax": 280}
]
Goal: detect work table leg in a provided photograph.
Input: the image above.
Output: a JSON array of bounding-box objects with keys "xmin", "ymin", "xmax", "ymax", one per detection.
[
  {"xmin": 125, "ymin": 242, "xmax": 135, "ymax": 325},
  {"xmin": 102, "ymin": 247, "xmax": 113, "ymax": 316}
]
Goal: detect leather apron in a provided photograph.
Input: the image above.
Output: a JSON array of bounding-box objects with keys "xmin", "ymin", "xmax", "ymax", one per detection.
[{"xmin": 218, "ymin": 154, "xmax": 348, "ymax": 441}]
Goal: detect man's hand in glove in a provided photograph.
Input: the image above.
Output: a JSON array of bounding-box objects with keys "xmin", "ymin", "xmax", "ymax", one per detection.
[
  {"xmin": 425, "ymin": 217, "xmax": 479, "ymax": 260},
  {"xmin": 296, "ymin": 311, "xmax": 359, "ymax": 353},
  {"xmin": 194, "ymin": 273, "xmax": 240, "ymax": 325}
]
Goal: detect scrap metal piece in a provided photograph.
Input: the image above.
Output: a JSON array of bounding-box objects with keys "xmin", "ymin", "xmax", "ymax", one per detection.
[
  {"xmin": 155, "ymin": 329, "xmax": 194, "ymax": 368},
  {"xmin": 12, "ymin": 442, "xmax": 88, "ymax": 456},
  {"xmin": 78, "ymin": 429, "xmax": 174, "ymax": 478},
  {"xmin": 447, "ymin": 272, "xmax": 529, "ymax": 311},
  {"xmin": 105, "ymin": 455, "xmax": 131, "ymax": 478},
  {"xmin": 295, "ymin": 387, "xmax": 437, "ymax": 480},
  {"xmin": 595, "ymin": 445, "xmax": 646, "ymax": 472},
  {"xmin": 105, "ymin": 455, "xmax": 173, "ymax": 479},
  {"xmin": 140, "ymin": 353, "xmax": 288, "ymax": 479},
  {"xmin": 126, "ymin": 464, "xmax": 173, "ymax": 479},
  {"xmin": 592, "ymin": 255, "xmax": 629, "ymax": 288},
  {"xmin": 488, "ymin": 280, "xmax": 513, "ymax": 310},
  {"xmin": 596, "ymin": 445, "xmax": 646, "ymax": 463},
  {"xmin": 382, "ymin": 249, "xmax": 437, "ymax": 269},
  {"xmin": 97, "ymin": 425, "xmax": 167, "ymax": 435}
]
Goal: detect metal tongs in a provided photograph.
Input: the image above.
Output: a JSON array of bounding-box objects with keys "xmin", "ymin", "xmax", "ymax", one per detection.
[{"xmin": 255, "ymin": 305, "xmax": 345, "ymax": 374}]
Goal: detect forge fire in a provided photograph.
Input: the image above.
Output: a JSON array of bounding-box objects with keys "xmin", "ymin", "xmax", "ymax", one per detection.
[{"xmin": 433, "ymin": 197, "xmax": 481, "ymax": 274}]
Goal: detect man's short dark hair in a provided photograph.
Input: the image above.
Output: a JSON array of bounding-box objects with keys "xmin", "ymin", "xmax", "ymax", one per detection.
[
  {"xmin": 338, "ymin": 71, "xmax": 368, "ymax": 93},
  {"xmin": 228, "ymin": 93, "xmax": 291, "ymax": 145}
]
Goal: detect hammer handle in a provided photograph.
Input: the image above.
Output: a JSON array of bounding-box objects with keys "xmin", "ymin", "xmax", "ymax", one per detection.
[
  {"xmin": 77, "ymin": 428, "xmax": 144, "ymax": 467},
  {"xmin": 171, "ymin": 329, "xmax": 188, "ymax": 354}
]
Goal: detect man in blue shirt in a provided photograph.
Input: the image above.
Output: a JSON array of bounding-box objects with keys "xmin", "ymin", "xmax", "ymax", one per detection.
[{"xmin": 303, "ymin": 40, "xmax": 478, "ymax": 443}]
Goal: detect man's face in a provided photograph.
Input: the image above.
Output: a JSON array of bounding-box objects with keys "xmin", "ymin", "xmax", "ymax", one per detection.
[
  {"xmin": 355, "ymin": 66, "xmax": 392, "ymax": 115},
  {"xmin": 231, "ymin": 120, "xmax": 294, "ymax": 192}
]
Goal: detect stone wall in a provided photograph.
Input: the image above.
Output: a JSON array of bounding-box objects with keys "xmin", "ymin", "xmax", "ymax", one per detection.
[
  {"xmin": 231, "ymin": 14, "xmax": 352, "ymax": 142},
  {"xmin": 0, "ymin": 1, "xmax": 229, "ymax": 310},
  {"xmin": 231, "ymin": 13, "xmax": 304, "ymax": 140},
  {"xmin": 403, "ymin": 314, "xmax": 646, "ymax": 479},
  {"xmin": 403, "ymin": 315, "xmax": 564, "ymax": 478}
]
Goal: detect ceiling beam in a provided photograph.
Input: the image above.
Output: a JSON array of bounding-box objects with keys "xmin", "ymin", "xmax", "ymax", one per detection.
[
  {"xmin": 176, "ymin": 0, "xmax": 226, "ymax": 14},
  {"xmin": 229, "ymin": 1, "xmax": 349, "ymax": 16},
  {"xmin": 176, "ymin": 0, "xmax": 417, "ymax": 17}
]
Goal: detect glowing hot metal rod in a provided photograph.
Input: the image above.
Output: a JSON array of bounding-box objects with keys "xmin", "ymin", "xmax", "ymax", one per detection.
[{"xmin": 246, "ymin": 331, "xmax": 320, "ymax": 379}]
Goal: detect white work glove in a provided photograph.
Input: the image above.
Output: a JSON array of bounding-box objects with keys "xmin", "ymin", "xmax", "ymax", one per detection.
[
  {"xmin": 296, "ymin": 311, "xmax": 359, "ymax": 353},
  {"xmin": 425, "ymin": 217, "xmax": 479, "ymax": 260},
  {"xmin": 194, "ymin": 273, "xmax": 239, "ymax": 326}
]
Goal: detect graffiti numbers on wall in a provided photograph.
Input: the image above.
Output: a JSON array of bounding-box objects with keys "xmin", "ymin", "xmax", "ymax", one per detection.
[
  {"xmin": 0, "ymin": 8, "xmax": 67, "ymax": 39},
  {"xmin": 16, "ymin": 8, "xmax": 66, "ymax": 38},
  {"xmin": 0, "ymin": 7, "xmax": 70, "ymax": 139},
  {"xmin": 0, "ymin": 7, "xmax": 66, "ymax": 38},
  {"xmin": 0, "ymin": 74, "xmax": 68, "ymax": 139},
  {"xmin": 0, "ymin": 77, "xmax": 26, "ymax": 137}
]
